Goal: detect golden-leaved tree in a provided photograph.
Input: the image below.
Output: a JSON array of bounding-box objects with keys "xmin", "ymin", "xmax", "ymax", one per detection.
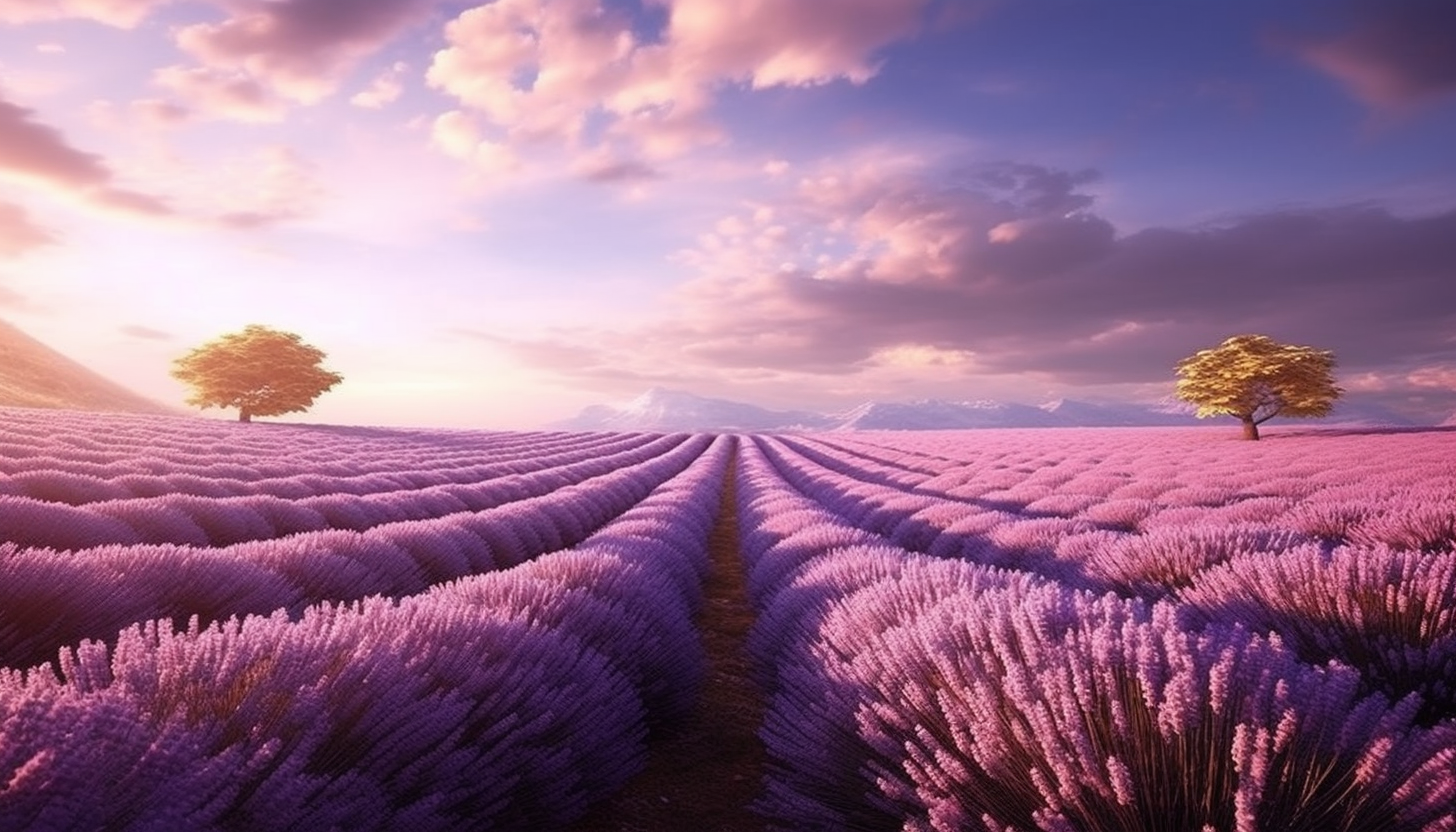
[
  {"xmin": 1175, "ymin": 334, "xmax": 1342, "ymax": 440},
  {"xmin": 171, "ymin": 324, "xmax": 343, "ymax": 422}
]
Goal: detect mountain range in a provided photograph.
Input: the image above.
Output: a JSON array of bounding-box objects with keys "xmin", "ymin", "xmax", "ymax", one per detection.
[{"xmin": 554, "ymin": 387, "xmax": 1429, "ymax": 433}]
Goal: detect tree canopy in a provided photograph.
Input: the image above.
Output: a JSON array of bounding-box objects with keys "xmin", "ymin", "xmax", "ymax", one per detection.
[
  {"xmin": 171, "ymin": 325, "xmax": 343, "ymax": 422},
  {"xmin": 1174, "ymin": 334, "xmax": 1342, "ymax": 440}
]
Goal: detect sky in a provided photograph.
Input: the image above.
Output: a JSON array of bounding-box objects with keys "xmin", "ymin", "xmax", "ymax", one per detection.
[{"xmin": 0, "ymin": 0, "xmax": 1454, "ymax": 430}]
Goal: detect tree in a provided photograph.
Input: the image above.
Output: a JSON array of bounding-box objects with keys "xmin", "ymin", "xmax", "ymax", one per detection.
[
  {"xmin": 171, "ymin": 325, "xmax": 343, "ymax": 422},
  {"xmin": 1174, "ymin": 334, "xmax": 1342, "ymax": 440}
]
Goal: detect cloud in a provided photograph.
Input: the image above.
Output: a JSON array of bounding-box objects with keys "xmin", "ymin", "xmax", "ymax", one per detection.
[
  {"xmin": 430, "ymin": 110, "xmax": 519, "ymax": 176},
  {"xmin": 1408, "ymin": 365, "xmax": 1456, "ymax": 390},
  {"xmin": 129, "ymin": 98, "xmax": 193, "ymax": 128},
  {"xmin": 174, "ymin": 0, "xmax": 436, "ymax": 105},
  {"xmin": 1326, "ymin": 364, "xmax": 1456, "ymax": 422},
  {"xmin": 503, "ymin": 155, "xmax": 1456, "ymax": 408},
  {"xmin": 0, "ymin": 199, "xmax": 55, "ymax": 257},
  {"xmin": 457, "ymin": 326, "xmax": 706, "ymax": 390},
  {"xmin": 212, "ymin": 146, "xmax": 326, "ymax": 228},
  {"xmin": 0, "ymin": 0, "xmax": 172, "ymax": 28},
  {"xmin": 153, "ymin": 65, "xmax": 289, "ymax": 123},
  {"xmin": 660, "ymin": 0, "xmax": 929, "ymax": 88},
  {"xmin": 0, "ymin": 98, "xmax": 112, "ymax": 189},
  {"xmin": 427, "ymin": 0, "xmax": 645, "ymax": 146},
  {"xmin": 1292, "ymin": 0, "xmax": 1456, "ymax": 109},
  {"xmin": 0, "ymin": 96, "xmax": 172, "ymax": 214},
  {"xmin": 570, "ymin": 150, "xmax": 659, "ymax": 183},
  {"xmin": 93, "ymin": 187, "xmax": 173, "ymax": 216},
  {"xmin": 350, "ymin": 62, "xmax": 407, "ymax": 109},
  {"xmin": 119, "ymin": 324, "xmax": 173, "ymax": 340},
  {"xmin": 426, "ymin": 0, "xmax": 936, "ymax": 170}
]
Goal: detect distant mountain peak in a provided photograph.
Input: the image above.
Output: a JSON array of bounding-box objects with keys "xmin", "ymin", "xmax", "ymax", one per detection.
[
  {"xmin": 554, "ymin": 388, "xmax": 1427, "ymax": 433},
  {"xmin": 552, "ymin": 388, "xmax": 833, "ymax": 432}
]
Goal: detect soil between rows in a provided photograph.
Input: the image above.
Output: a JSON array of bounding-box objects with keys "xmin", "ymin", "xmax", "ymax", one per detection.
[{"xmin": 566, "ymin": 458, "xmax": 770, "ymax": 832}]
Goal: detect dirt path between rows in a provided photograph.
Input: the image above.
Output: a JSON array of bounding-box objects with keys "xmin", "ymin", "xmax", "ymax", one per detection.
[{"xmin": 566, "ymin": 457, "xmax": 769, "ymax": 832}]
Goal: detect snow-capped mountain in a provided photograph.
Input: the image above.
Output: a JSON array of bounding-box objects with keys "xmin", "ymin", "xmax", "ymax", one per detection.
[
  {"xmin": 1315, "ymin": 399, "xmax": 1427, "ymax": 427},
  {"xmin": 554, "ymin": 388, "xmax": 1426, "ymax": 432},
  {"xmin": 552, "ymin": 387, "xmax": 834, "ymax": 432},
  {"xmin": 1038, "ymin": 398, "xmax": 1205, "ymax": 427},
  {"xmin": 835, "ymin": 399, "xmax": 1062, "ymax": 430}
]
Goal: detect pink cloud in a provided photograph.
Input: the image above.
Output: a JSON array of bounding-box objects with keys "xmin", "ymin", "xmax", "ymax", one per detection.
[
  {"xmin": 174, "ymin": 0, "xmax": 435, "ymax": 104},
  {"xmin": 1409, "ymin": 366, "xmax": 1456, "ymax": 390},
  {"xmin": 0, "ymin": 98, "xmax": 112, "ymax": 189},
  {"xmin": 660, "ymin": 0, "xmax": 929, "ymax": 88},
  {"xmin": 93, "ymin": 187, "xmax": 172, "ymax": 216},
  {"xmin": 1293, "ymin": 0, "xmax": 1456, "ymax": 108},
  {"xmin": 0, "ymin": 0, "xmax": 172, "ymax": 28},
  {"xmin": 0, "ymin": 200, "xmax": 55, "ymax": 257},
  {"xmin": 211, "ymin": 146, "xmax": 326, "ymax": 228},
  {"xmin": 350, "ymin": 62, "xmax": 407, "ymax": 109},
  {"xmin": 428, "ymin": 0, "xmax": 642, "ymax": 144},
  {"xmin": 152, "ymin": 65, "xmax": 288, "ymax": 122},
  {"xmin": 430, "ymin": 111, "xmax": 520, "ymax": 176},
  {"xmin": 0, "ymin": 95, "xmax": 172, "ymax": 215},
  {"xmin": 129, "ymin": 98, "xmax": 192, "ymax": 128},
  {"xmin": 119, "ymin": 324, "xmax": 173, "ymax": 340},
  {"xmin": 569, "ymin": 150, "xmax": 659, "ymax": 183},
  {"xmin": 427, "ymin": 0, "xmax": 936, "ymax": 171},
  {"xmin": 1341, "ymin": 372, "xmax": 1391, "ymax": 392}
]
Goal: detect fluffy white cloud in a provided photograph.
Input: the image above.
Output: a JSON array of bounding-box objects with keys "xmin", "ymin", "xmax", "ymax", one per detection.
[
  {"xmin": 427, "ymin": 0, "xmax": 935, "ymax": 171},
  {"xmin": 659, "ymin": 0, "xmax": 927, "ymax": 88},
  {"xmin": 350, "ymin": 62, "xmax": 407, "ymax": 109},
  {"xmin": 430, "ymin": 110, "xmax": 520, "ymax": 176}
]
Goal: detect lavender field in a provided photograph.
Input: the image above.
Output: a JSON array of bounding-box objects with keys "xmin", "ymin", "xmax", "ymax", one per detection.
[{"xmin": 1, "ymin": 407, "xmax": 1454, "ymax": 830}]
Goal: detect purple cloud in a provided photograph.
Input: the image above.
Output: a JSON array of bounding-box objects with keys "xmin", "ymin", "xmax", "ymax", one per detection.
[
  {"xmin": 0, "ymin": 97, "xmax": 172, "ymax": 215},
  {"xmin": 1293, "ymin": 0, "xmax": 1456, "ymax": 108},
  {"xmin": 176, "ymin": 0, "xmax": 436, "ymax": 103},
  {"xmin": 502, "ymin": 158, "xmax": 1456, "ymax": 418},
  {"xmin": 0, "ymin": 99, "xmax": 112, "ymax": 189}
]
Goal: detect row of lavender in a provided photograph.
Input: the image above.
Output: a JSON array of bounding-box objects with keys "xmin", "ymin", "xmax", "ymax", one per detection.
[
  {"xmin": 0, "ymin": 432, "xmax": 711, "ymax": 671},
  {"xmin": 0, "ymin": 411, "xmax": 679, "ymax": 548},
  {"xmin": 772, "ymin": 430, "xmax": 1456, "ymax": 720},
  {"xmin": 800, "ymin": 428, "xmax": 1456, "ymax": 553},
  {"xmin": 0, "ymin": 428, "xmax": 659, "ymax": 510},
  {"xmin": 0, "ymin": 418, "xmax": 733, "ymax": 829},
  {"xmin": 0, "ymin": 407, "xmax": 581, "ymax": 480},
  {"xmin": 739, "ymin": 430, "xmax": 1456, "ymax": 830}
]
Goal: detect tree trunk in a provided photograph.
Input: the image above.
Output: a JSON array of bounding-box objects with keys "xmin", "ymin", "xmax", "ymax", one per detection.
[
  {"xmin": 1241, "ymin": 415, "xmax": 1259, "ymax": 440},
  {"xmin": 239, "ymin": 406, "xmax": 252, "ymax": 423}
]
